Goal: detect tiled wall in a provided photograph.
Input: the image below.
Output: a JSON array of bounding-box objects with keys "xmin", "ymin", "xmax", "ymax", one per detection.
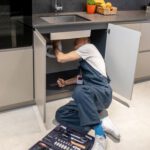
[{"xmin": 32, "ymin": 0, "xmax": 147, "ymax": 14}]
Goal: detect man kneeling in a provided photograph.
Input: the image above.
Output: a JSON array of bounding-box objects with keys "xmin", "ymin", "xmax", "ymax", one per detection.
[{"xmin": 53, "ymin": 38, "xmax": 120, "ymax": 150}]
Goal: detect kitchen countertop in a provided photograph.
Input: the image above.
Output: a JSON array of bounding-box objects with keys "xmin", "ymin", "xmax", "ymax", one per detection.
[{"xmin": 22, "ymin": 10, "xmax": 150, "ymax": 33}]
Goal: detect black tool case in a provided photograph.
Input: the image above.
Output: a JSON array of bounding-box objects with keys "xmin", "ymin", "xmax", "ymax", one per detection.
[{"xmin": 29, "ymin": 125, "xmax": 94, "ymax": 150}]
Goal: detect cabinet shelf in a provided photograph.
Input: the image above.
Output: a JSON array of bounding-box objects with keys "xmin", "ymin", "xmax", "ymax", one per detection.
[
  {"xmin": 46, "ymin": 69, "xmax": 78, "ymax": 101},
  {"xmin": 46, "ymin": 85, "xmax": 74, "ymax": 102}
]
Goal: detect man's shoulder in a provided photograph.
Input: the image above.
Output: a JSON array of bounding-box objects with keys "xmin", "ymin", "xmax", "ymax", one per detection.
[{"xmin": 79, "ymin": 43, "xmax": 96, "ymax": 51}]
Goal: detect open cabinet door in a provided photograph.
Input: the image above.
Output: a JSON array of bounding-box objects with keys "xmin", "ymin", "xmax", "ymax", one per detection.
[
  {"xmin": 34, "ymin": 30, "xmax": 46, "ymax": 122},
  {"xmin": 105, "ymin": 24, "xmax": 141, "ymax": 100}
]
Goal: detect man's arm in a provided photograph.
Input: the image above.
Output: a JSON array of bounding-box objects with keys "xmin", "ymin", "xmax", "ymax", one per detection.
[
  {"xmin": 55, "ymin": 48, "xmax": 80, "ymax": 63},
  {"xmin": 65, "ymin": 76, "xmax": 77, "ymax": 85},
  {"xmin": 53, "ymin": 41, "xmax": 80, "ymax": 63},
  {"xmin": 57, "ymin": 76, "xmax": 77, "ymax": 87}
]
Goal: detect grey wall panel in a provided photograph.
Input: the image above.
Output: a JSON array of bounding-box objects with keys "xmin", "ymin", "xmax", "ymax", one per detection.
[
  {"xmin": 32, "ymin": 0, "xmax": 146, "ymax": 14},
  {"xmin": 32, "ymin": 0, "xmax": 52, "ymax": 14},
  {"xmin": 106, "ymin": 0, "xmax": 145, "ymax": 10}
]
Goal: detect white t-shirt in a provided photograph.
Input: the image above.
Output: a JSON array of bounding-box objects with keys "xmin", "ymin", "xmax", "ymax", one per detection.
[{"xmin": 76, "ymin": 43, "xmax": 107, "ymax": 77}]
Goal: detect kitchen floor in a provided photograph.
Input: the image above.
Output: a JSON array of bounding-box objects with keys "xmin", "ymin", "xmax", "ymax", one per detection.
[{"xmin": 0, "ymin": 81, "xmax": 150, "ymax": 150}]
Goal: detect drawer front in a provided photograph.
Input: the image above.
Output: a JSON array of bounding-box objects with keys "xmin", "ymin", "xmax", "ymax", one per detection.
[
  {"xmin": 135, "ymin": 51, "xmax": 150, "ymax": 79},
  {"xmin": 50, "ymin": 30, "xmax": 91, "ymax": 40},
  {"xmin": 140, "ymin": 23, "xmax": 150, "ymax": 51},
  {"xmin": 120, "ymin": 23, "xmax": 140, "ymax": 31}
]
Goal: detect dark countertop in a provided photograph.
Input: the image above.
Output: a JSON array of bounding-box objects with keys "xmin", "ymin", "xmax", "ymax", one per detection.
[{"xmin": 24, "ymin": 10, "xmax": 150, "ymax": 33}]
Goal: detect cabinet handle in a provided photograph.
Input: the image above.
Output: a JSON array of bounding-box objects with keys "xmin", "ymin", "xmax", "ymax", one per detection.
[{"xmin": 107, "ymin": 29, "xmax": 111, "ymax": 34}]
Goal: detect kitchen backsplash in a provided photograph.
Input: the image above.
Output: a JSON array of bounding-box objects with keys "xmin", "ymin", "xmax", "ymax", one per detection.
[{"xmin": 32, "ymin": 0, "xmax": 146, "ymax": 14}]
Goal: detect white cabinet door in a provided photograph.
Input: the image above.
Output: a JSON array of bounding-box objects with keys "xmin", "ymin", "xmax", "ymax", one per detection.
[
  {"xmin": 0, "ymin": 47, "xmax": 33, "ymax": 107},
  {"xmin": 120, "ymin": 23, "xmax": 150, "ymax": 52},
  {"xmin": 34, "ymin": 30, "xmax": 46, "ymax": 122},
  {"xmin": 105, "ymin": 24, "xmax": 141, "ymax": 99}
]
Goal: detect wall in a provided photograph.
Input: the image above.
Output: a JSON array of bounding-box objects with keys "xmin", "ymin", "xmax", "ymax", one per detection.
[{"xmin": 32, "ymin": 0, "xmax": 147, "ymax": 14}]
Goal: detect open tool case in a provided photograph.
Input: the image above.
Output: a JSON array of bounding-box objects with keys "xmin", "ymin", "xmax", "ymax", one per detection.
[{"xmin": 29, "ymin": 125, "xmax": 95, "ymax": 150}]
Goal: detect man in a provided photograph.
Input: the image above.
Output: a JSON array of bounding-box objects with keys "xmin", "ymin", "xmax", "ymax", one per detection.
[{"xmin": 53, "ymin": 38, "xmax": 120, "ymax": 150}]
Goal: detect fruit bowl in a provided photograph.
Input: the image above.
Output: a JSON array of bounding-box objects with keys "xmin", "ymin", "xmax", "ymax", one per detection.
[
  {"xmin": 96, "ymin": 6, "xmax": 117, "ymax": 15},
  {"xmin": 95, "ymin": 1, "xmax": 118, "ymax": 15}
]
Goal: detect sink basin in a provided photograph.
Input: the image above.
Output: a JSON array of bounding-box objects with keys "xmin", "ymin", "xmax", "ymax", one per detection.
[{"xmin": 40, "ymin": 15, "xmax": 90, "ymax": 24}]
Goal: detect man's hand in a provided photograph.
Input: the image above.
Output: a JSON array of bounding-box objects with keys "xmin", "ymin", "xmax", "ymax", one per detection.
[
  {"xmin": 57, "ymin": 78, "xmax": 66, "ymax": 88},
  {"xmin": 57, "ymin": 76, "xmax": 77, "ymax": 87}
]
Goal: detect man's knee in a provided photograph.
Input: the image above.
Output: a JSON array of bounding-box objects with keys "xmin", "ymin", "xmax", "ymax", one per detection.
[
  {"xmin": 55, "ymin": 106, "xmax": 67, "ymax": 123},
  {"xmin": 55, "ymin": 108, "xmax": 62, "ymax": 122}
]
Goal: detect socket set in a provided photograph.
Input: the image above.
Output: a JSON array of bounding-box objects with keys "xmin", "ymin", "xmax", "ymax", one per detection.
[{"xmin": 29, "ymin": 125, "xmax": 94, "ymax": 150}]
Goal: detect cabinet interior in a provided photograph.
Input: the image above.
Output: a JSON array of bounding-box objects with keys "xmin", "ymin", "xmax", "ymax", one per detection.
[
  {"xmin": 43, "ymin": 34, "xmax": 79, "ymax": 101},
  {"xmin": 41, "ymin": 30, "xmax": 107, "ymax": 101}
]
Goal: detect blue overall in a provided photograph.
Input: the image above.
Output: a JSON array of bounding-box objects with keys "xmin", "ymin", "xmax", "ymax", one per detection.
[{"xmin": 55, "ymin": 59, "xmax": 112, "ymax": 133}]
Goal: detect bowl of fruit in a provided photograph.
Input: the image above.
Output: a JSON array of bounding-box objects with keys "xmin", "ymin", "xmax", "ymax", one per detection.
[{"xmin": 95, "ymin": 0, "xmax": 118, "ymax": 15}]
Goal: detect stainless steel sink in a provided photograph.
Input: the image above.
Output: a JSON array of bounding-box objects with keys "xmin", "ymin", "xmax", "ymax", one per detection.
[{"xmin": 40, "ymin": 15, "xmax": 90, "ymax": 24}]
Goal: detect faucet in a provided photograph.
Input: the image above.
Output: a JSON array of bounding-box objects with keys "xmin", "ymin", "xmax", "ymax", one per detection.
[{"xmin": 54, "ymin": 0, "xmax": 63, "ymax": 14}]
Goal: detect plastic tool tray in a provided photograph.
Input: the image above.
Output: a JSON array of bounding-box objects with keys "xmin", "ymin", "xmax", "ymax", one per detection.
[{"xmin": 29, "ymin": 125, "xmax": 95, "ymax": 150}]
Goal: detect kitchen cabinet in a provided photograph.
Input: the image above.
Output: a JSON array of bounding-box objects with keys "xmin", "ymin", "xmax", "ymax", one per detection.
[
  {"xmin": 105, "ymin": 24, "xmax": 140, "ymax": 100},
  {"xmin": 0, "ymin": 47, "xmax": 34, "ymax": 110},
  {"xmin": 34, "ymin": 30, "xmax": 46, "ymax": 121},
  {"xmin": 34, "ymin": 24, "xmax": 141, "ymax": 123},
  {"xmin": 120, "ymin": 23, "xmax": 140, "ymax": 31},
  {"xmin": 120, "ymin": 22, "xmax": 150, "ymax": 81},
  {"xmin": 34, "ymin": 30, "xmax": 82, "ymax": 122},
  {"xmin": 140, "ymin": 23, "xmax": 150, "ymax": 51},
  {"xmin": 120, "ymin": 22, "xmax": 150, "ymax": 52},
  {"xmin": 136, "ymin": 51, "xmax": 150, "ymax": 79}
]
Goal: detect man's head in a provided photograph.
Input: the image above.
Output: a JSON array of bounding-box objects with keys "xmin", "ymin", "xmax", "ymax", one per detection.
[{"xmin": 74, "ymin": 37, "xmax": 90, "ymax": 49}]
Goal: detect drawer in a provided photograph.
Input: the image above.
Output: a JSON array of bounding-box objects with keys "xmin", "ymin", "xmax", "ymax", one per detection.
[
  {"xmin": 50, "ymin": 30, "xmax": 91, "ymax": 40},
  {"xmin": 135, "ymin": 51, "xmax": 150, "ymax": 79},
  {"xmin": 120, "ymin": 23, "xmax": 140, "ymax": 31},
  {"xmin": 140, "ymin": 23, "xmax": 150, "ymax": 51}
]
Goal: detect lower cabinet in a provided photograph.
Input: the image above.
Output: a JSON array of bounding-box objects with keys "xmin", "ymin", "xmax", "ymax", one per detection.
[
  {"xmin": 140, "ymin": 23, "xmax": 150, "ymax": 51},
  {"xmin": 120, "ymin": 22, "xmax": 150, "ymax": 81},
  {"xmin": 135, "ymin": 51, "xmax": 150, "ymax": 80},
  {"xmin": 34, "ymin": 24, "xmax": 141, "ymax": 123},
  {"xmin": 0, "ymin": 47, "xmax": 34, "ymax": 109}
]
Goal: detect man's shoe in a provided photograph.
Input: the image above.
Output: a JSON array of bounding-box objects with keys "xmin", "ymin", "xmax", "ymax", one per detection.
[
  {"xmin": 52, "ymin": 119, "xmax": 59, "ymax": 126},
  {"xmin": 92, "ymin": 135, "xmax": 107, "ymax": 150},
  {"xmin": 101, "ymin": 116, "xmax": 120, "ymax": 140}
]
